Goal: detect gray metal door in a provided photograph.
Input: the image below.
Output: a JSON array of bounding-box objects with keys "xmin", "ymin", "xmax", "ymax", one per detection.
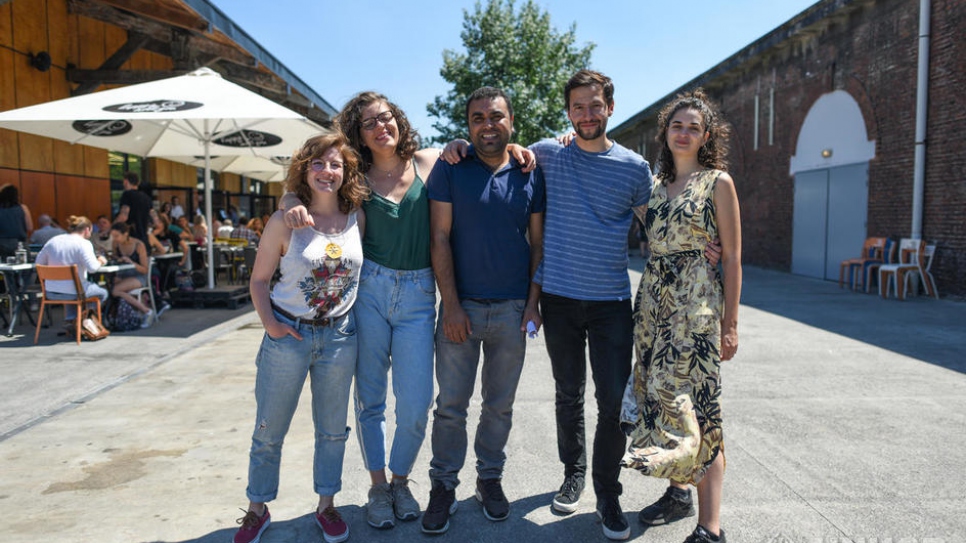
[
  {"xmin": 791, "ymin": 165, "xmax": 868, "ymax": 280},
  {"xmin": 825, "ymin": 163, "xmax": 868, "ymax": 280},
  {"xmin": 792, "ymin": 170, "xmax": 829, "ymax": 278}
]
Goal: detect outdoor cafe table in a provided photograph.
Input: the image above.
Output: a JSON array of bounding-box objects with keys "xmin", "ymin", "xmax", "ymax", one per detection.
[
  {"xmin": 0, "ymin": 261, "xmax": 36, "ymax": 336},
  {"xmin": 153, "ymin": 252, "xmax": 183, "ymax": 292}
]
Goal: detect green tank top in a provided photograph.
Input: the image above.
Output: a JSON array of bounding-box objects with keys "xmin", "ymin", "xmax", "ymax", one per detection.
[{"xmin": 362, "ymin": 161, "xmax": 432, "ymax": 270}]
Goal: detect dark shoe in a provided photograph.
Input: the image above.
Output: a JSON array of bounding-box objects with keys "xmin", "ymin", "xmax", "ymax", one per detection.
[
  {"xmin": 684, "ymin": 525, "xmax": 726, "ymax": 543},
  {"xmin": 639, "ymin": 486, "xmax": 696, "ymax": 526},
  {"xmin": 233, "ymin": 506, "xmax": 271, "ymax": 543},
  {"xmin": 421, "ymin": 481, "xmax": 458, "ymax": 534},
  {"xmin": 475, "ymin": 477, "xmax": 509, "ymax": 521},
  {"xmin": 596, "ymin": 495, "xmax": 630, "ymax": 540},
  {"xmin": 551, "ymin": 474, "xmax": 584, "ymax": 514},
  {"xmin": 314, "ymin": 506, "xmax": 349, "ymax": 543}
]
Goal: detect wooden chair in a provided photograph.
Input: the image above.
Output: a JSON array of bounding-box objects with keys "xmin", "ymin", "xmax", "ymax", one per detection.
[
  {"xmin": 839, "ymin": 237, "xmax": 886, "ymax": 290},
  {"xmin": 879, "ymin": 239, "xmax": 937, "ymax": 300},
  {"xmin": 864, "ymin": 238, "xmax": 898, "ymax": 293},
  {"xmin": 34, "ymin": 264, "xmax": 103, "ymax": 345}
]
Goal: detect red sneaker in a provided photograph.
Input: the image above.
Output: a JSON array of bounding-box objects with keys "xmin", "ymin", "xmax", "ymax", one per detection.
[
  {"xmin": 233, "ymin": 506, "xmax": 270, "ymax": 543},
  {"xmin": 315, "ymin": 506, "xmax": 349, "ymax": 543}
]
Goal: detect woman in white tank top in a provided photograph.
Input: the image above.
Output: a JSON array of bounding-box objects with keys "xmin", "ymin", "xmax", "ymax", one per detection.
[{"xmin": 233, "ymin": 133, "xmax": 369, "ymax": 543}]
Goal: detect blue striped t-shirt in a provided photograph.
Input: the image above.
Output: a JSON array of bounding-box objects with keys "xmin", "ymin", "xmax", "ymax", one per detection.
[{"xmin": 530, "ymin": 139, "xmax": 653, "ymax": 301}]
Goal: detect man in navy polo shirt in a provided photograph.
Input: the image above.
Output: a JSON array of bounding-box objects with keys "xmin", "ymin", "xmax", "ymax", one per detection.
[{"xmin": 421, "ymin": 86, "xmax": 545, "ymax": 535}]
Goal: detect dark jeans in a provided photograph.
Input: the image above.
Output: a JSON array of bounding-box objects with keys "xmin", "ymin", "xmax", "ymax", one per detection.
[{"xmin": 540, "ymin": 292, "xmax": 633, "ymax": 499}]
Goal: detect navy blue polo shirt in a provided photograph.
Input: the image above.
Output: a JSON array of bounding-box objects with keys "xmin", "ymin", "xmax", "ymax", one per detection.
[{"xmin": 427, "ymin": 147, "xmax": 546, "ymax": 300}]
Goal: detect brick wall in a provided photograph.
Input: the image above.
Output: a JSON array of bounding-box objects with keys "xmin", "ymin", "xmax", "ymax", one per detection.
[{"xmin": 613, "ymin": 0, "xmax": 965, "ymax": 297}]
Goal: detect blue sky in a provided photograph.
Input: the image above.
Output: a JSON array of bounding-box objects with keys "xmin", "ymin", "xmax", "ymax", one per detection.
[{"xmin": 216, "ymin": 0, "xmax": 818, "ymax": 144}]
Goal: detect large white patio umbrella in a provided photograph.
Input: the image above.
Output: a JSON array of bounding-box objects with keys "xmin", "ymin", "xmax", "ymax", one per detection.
[{"xmin": 0, "ymin": 67, "xmax": 325, "ymax": 288}]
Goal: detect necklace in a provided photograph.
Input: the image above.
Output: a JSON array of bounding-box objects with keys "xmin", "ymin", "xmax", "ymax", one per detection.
[{"xmin": 368, "ymin": 159, "xmax": 405, "ymax": 179}]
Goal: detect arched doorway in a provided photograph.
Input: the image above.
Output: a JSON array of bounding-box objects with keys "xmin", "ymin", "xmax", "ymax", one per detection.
[{"xmin": 790, "ymin": 90, "xmax": 876, "ymax": 280}]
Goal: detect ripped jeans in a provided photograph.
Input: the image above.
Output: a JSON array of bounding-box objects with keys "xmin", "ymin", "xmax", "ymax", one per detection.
[{"xmin": 246, "ymin": 309, "xmax": 357, "ymax": 501}]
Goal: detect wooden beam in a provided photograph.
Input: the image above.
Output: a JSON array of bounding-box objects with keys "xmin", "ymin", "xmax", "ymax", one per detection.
[
  {"xmin": 70, "ymin": 32, "xmax": 151, "ymax": 95},
  {"xmin": 67, "ymin": 68, "xmax": 188, "ymax": 85},
  {"xmin": 68, "ymin": 0, "xmax": 253, "ymax": 66},
  {"xmin": 213, "ymin": 62, "xmax": 287, "ymax": 94},
  {"xmin": 91, "ymin": 0, "xmax": 208, "ymax": 33}
]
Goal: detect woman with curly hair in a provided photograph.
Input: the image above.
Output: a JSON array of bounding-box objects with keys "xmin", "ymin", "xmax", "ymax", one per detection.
[
  {"xmin": 621, "ymin": 89, "xmax": 741, "ymax": 543},
  {"xmin": 233, "ymin": 132, "xmax": 368, "ymax": 543}
]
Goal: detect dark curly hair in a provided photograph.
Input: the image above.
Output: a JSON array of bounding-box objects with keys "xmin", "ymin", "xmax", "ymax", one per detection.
[
  {"xmin": 335, "ymin": 91, "xmax": 420, "ymax": 172},
  {"xmin": 655, "ymin": 88, "xmax": 730, "ymax": 183},
  {"xmin": 283, "ymin": 133, "xmax": 369, "ymax": 214}
]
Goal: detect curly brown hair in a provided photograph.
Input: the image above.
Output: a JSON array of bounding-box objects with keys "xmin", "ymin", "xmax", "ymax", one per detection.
[
  {"xmin": 283, "ymin": 133, "xmax": 369, "ymax": 214},
  {"xmin": 335, "ymin": 91, "xmax": 420, "ymax": 172},
  {"xmin": 654, "ymin": 88, "xmax": 730, "ymax": 183}
]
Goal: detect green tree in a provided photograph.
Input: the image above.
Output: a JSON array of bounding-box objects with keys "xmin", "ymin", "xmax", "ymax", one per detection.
[{"xmin": 427, "ymin": 0, "xmax": 595, "ymax": 146}]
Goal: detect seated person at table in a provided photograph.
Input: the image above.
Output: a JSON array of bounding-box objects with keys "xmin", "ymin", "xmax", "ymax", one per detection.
[
  {"xmin": 91, "ymin": 215, "xmax": 114, "ymax": 256},
  {"xmin": 173, "ymin": 215, "xmax": 195, "ymax": 241},
  {"xmin": 35, "ymin": 215, "xmax": 107, "ymax": 324},
  {"xmin": 149, "ymin": 214, "xmax": 188, "ymax": 267},
  {"xmin": 230, "ymin": 217, "xmax": 259, "ymax": 245},
  {"xmin": 192, "ymin": 214, "xmax": 208, "ymax": 244},
  {"xmin": 217, "ymin": 219, "xmax": 234, "ymax": 238},
  {"xmin": 29, "ymin": 214, "xmax": 67, "ymax": 246},
  {"xmin": 110, "ymin": 222, "xmax": 156, "ymax": 328}
]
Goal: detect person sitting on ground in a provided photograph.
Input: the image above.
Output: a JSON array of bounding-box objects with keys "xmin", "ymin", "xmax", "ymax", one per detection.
[
  {"xmin": 34, "ymin": 215, "xmax": 107, "ymax": 326},
  {"xmin": 29, "ymin": 213, "xmax": 67, "ymax": 246},
  {"xmin": 109, "ymin": 222, "xmax": 156, "ymax": 328}
]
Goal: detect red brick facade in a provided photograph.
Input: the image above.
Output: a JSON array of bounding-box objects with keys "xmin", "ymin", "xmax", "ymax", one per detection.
[{"xmin": 611, "ymin": 0, "xmax": 965, "ymax": 297}]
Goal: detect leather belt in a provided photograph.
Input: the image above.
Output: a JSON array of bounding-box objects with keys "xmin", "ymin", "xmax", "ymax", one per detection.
[{"xmin": 271, "ymin": 303, "xmax": 333, "ymax": 326}]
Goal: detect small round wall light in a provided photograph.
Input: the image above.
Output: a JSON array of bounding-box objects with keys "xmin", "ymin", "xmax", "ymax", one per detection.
[
  {"xmin": 821, "ymin": 148, "xmax": 833, "ymax": 159},
  {"xmin": 29, "ymin": 51, "xmax": 52, "ymax": 72}
]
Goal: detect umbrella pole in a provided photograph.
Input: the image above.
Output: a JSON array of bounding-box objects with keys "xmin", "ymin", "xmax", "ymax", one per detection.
[{"xmin": 204, "ymin": 121, "xmax": 215, "ymax": 290}]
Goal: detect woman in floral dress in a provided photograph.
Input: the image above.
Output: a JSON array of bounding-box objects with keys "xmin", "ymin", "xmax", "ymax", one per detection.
[{"xmin": 622, "ymin": 89, "xmax": 742, "ymax": 543}]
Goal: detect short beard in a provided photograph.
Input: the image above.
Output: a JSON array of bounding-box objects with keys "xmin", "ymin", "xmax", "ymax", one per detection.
[{"xmin": 573, "ymin": 122, "xmax": 605, "ymax": 141}]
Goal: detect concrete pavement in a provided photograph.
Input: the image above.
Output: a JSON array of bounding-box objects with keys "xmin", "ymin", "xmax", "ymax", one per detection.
[{"xmin": 1, "ymin": 261, "xmax": 964, "ymax": 543}]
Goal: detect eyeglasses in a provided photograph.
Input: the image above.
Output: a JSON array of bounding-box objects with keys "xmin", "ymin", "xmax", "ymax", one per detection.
[
  {"xmin": 361, "ymin": 110, "xmax": 394, "ymax": 131},
  {"xmin": 309, "ymin": 159, "xmax": 344, "ymax": 172}
]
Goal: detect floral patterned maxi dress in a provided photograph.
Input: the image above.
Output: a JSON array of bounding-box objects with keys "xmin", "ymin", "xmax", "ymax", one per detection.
[{"xmin": 621, "ymin": 169, "xmax": 724, "ymax": 485}]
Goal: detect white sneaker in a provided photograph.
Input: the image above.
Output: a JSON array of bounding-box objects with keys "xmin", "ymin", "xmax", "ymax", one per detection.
[{"xmin": 140, "ymin": 309, "xmax": 156, "ymax": 328}]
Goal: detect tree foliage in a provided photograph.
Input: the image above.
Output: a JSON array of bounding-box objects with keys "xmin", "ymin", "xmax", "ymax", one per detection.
[{"xmin": 427, "ymin": 0, "xmax": 595, "ymax": 146}]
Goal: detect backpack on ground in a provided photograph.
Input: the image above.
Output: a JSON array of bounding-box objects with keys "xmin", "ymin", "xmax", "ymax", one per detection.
[{"xmin": 113, "ymin": 299, "xmax": 142, "ymax": 332}]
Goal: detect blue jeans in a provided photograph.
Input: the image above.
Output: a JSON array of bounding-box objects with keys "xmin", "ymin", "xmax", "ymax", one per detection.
[
  {"xmin": 46, "ymin": 283, "xmax": 109, "ymax": 320},
  {"xmin": 353, "ymin": 261, "xmax": 436, "ymax": 476},
  {"xmin": 540, "ymin": 292, "xmax": 632, "ymax": 499},
  {"xmin": 429, "ymin": 299, "xmax": 527, "ymax": 489},
  {"xmin": 246, "ymin": 309, "xmax": 357, "ymax": 502}
]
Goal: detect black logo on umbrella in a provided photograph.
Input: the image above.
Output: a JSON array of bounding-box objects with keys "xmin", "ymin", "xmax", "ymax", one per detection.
[
  {"xmin": 72, "ymin": 120, "xmax": 133, "ymax": 136},
  {"xmin": 103, "ymin": 100, "xmax": 203, "ymax": 113},
  {"xmin": 213, "ymin": 129, "xmax": 282, "ymax": 148}
]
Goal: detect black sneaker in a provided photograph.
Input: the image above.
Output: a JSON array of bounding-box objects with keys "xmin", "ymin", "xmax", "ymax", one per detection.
[
  {"xmin": 475, "ymin": 477, "xmax": 509, "ymax": 521},
  {"xmin": 639, "ymin": 486, "xmax": 696, "ymax": 525},
  {"xmin": 596, "ymin": 495, "xmax": 630, "ymax": 540},
  {"xmin": 421, "ymin": 481, "xmax": 458, "ymax": 534},
  {"xmin": 551, "ymin": 474, "xmax": 584, "ymax": 513},
  {"xmin": 684, "ymin": 525, "xmax": 727, "ymax": 543}
]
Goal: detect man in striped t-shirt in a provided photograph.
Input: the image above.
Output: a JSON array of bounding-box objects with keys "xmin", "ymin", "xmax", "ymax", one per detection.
[{"xmin": 528, "ymin": 70, "xmax": 651, "ymax": 541}]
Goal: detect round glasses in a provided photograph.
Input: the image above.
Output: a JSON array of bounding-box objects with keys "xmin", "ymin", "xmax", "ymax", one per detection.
[
  {"xmin": 361, "ymin": 110, "xmax": 394, "ymax": 131},
  {"xmin": 310, "ymin": 159, "xmax": 344, "ymax": 172}
]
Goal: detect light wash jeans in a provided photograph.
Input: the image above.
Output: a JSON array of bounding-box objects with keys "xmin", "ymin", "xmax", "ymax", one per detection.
[
  {"xmin": 246, "ymin": 309, "xmax": 357, "ymax": 502},
  {"xmin": 429, "ymin": 298, "xmax": 527, "ymax": 489},
  {"xmin": 46, "ymin": 283, "xmax": 109, "ymax": 320},
  {"xmin": 353, "ymin": 260, "xmax": 436, "ymax": 476}
]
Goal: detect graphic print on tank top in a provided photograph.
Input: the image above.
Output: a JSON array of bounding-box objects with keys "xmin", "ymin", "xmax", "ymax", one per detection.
[{"xmin": 298, "ymin": 242, "xmax": 356, "ymax": 318}]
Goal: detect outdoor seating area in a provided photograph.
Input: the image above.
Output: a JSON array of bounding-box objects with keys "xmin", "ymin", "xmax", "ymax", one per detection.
[{"xmin": 838, "ymin": 236, "xmax": 940, "ymax": 300}]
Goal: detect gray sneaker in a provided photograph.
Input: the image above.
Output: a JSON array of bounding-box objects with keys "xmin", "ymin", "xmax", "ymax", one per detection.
[
  {"xmin": 366, "ymin": 482, "xmax": 395, "ymax": 529},
  {"xmin": 391, "ymin": 479, "xmax": 420, "ymax": 521}
]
